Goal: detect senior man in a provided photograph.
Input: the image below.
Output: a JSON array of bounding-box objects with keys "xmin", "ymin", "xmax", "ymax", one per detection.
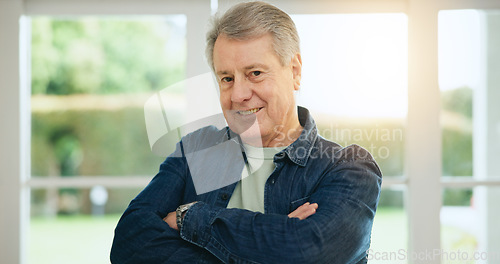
[{"xmin": 111, "ymin": 2, "xmax": 382, "ymax": 263}]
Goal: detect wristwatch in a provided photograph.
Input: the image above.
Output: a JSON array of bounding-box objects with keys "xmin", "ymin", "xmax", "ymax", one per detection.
[{"xmin": 176, "ymin": 202, "xmax": 197, "ymax": 230}]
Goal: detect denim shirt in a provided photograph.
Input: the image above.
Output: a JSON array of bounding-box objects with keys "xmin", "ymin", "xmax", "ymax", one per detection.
[{"xmin": 111, "ymin": 106, "xmax": 382, "ymax": 264}]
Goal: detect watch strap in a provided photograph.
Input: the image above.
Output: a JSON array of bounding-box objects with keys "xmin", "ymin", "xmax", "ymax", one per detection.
[{"xmin": 175, "ymin": 202, "xmax": 197, "ymax": 230}]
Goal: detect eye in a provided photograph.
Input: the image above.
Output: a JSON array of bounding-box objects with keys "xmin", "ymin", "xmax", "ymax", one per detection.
[
  {"xmin": 221, "ymin": 76, "xmax": 233, "ymax": 83},
  {"xmin": 251, "ymin": 71, "xmax": 261, "ymax": 77}
]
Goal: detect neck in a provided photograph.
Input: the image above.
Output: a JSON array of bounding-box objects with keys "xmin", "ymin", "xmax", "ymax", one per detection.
[
  {"xmin": 264, "ymin": 122, "xmax": 303, "ymax": 147},
  {"xmin": 242, "ymin": 119, "xmax": 303, "ymax": 148}
]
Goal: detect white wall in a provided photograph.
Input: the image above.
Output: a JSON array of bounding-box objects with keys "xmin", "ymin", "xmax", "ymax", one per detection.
[{"xmin": 0, "ymin": 1, "xmax": 26, "ymax": 263}]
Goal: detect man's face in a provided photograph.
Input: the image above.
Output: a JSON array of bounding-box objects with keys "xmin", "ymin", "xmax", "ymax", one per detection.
[{"xmin": 213, "ymin": 33, "xmax": 302, "ymax": 147}]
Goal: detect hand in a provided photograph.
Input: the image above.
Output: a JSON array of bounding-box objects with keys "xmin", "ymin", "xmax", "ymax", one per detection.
[
  {"xmin": 288, "ymin": 202, "xmax": 318, "ymax": 220},
  {"xmin": 165, "ymin": 201, "xmax": 318, "ymax": 228},
  {"xmin": 163, "ymin": 211, "xmax": 178, "ymax": 230}
]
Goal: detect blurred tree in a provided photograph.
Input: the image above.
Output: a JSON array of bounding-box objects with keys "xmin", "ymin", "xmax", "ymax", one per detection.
[
  {"xmin": 441, "ymin": 86, "xmax": 473, "ymax": 118},
  {"xmin": 31, "ymin": 17, "xmax": 59, "ymax": 94},
  {"xmin": 441, "ymin": 87, "xmax": 473, "ymax": 205},
  {"xmin": 441, "ymin": 86, "xmax": 473, "ymax": 177},
  {"xmin": 31, "ymin": 16, "xmax": 185, "ymax": 95},
  {"xmin": 30, "ymin": 17, "xmax": 186, "ymax": 215}
]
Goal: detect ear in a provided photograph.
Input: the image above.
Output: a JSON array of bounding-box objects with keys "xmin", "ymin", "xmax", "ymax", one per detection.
[{"xmin": 290, "ymin": 53, "xmax": 302, "ymax": 91}]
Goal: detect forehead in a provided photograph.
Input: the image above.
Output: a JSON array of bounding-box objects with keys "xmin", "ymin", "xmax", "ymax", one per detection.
[{"xmin": 213, "ymin": 34, "xmax": 280, "ymax": 73}]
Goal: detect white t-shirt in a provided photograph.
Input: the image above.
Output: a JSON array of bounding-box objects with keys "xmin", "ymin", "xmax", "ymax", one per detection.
[{"xmin": 227, "ymin": 144, "xmax": 285, "ymax": 213}]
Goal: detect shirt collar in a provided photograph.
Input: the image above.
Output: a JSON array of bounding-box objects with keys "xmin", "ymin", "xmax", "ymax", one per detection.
[{"xmin": 282, "ymin": 106, "xmax": 318, "ymax": 167}]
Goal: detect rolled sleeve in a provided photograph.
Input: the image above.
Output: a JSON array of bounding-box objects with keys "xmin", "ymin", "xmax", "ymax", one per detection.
[{"xmin": 180, "ymin": 202, "xmax": 224, "ymax": 248}]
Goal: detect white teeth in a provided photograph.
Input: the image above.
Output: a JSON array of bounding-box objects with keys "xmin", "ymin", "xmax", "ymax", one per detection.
[{"xmin": 238, "ymin": 108, "xmax": 260, "ymax": 115}]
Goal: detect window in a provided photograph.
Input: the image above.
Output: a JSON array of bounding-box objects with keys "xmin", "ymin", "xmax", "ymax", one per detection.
[
  {"xmin": 439, "ymin": 9, "xmax": 500, "ymax": 261},
  {"xmin": 29, "ymin": 15, "xmax": 186, "ymax": 264}
]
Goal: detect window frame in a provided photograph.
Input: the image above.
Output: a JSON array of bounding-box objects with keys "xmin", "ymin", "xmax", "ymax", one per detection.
[{"xmin": 2, "ymin": 0, "xmax": 500, "ymax": 263}]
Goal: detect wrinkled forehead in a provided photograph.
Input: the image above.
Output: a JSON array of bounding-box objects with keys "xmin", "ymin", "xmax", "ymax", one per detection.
[{"xmin": 212, "ymin": 33, "xmax": 279, "ymax": 73}]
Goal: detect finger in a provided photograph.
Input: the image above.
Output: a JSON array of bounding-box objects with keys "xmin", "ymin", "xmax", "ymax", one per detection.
[
  {"xmin": 287, "ymin": 202, "xmax": 309, "ymax": 218},
  {"xmin": 288, "ymin": 202, "xmax": 318, "ymax": 220},
  {"xmin": 299, "ymin": 203, "xmax": 317, "ymax": 219}
]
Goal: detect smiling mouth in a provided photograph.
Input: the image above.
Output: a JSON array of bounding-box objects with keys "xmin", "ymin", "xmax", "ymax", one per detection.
[{"xmin": 236, "ymin": 107, "xmax": 263, "ymax": 115}]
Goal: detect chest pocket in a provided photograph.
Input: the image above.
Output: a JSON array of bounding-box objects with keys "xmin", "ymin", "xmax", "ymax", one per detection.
[{"xmin": 288, "ymin": 196, "xmax": 310, "ymax": 214}]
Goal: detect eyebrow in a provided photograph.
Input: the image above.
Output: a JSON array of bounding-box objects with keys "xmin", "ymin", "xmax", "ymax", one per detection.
[
  {"xmin": 216, "ymin": 64, "xmax": 269, "ymax": 76},
  {"xmin": 244, "ymin": 64, "xmax": 268, "ymax": 70},
  {"xmin": 216, "ymin": 70, "xmax": 229, "ymax": 76}
]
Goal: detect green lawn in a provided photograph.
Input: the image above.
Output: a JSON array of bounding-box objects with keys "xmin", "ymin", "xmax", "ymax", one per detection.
[
  {"xmin": 369, "ymin": 208, "xmax": 408, "ymax": 264},
  {"xmin": 29, "ymin": 214, "xmax": 120, "ymax": 264}
]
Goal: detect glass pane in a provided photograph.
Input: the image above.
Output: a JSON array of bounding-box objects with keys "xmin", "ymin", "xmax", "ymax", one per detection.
[
  {"xmin": 369, "ymin": 189, "xmax": 407, "ymax": 264},
  {"xmin": 441, "ymin": 187, "xmax": 500, "ymax": 263},
  {"xmin": 29, "ymin": 187, "xmax": 143, "ymax": 264},
  {"xmin": 440, "ymin": 9, "xmax": 500, "ymax": 181},
  {"xmin": 30, "ymin": 15, "xmax": 186, "ymax": 178},
  {"xmin": 292, "ymin": 14, "xmax": 407, "ymax": 177},
  {"xmin": 438, "ymin": 10, "xmax": 476, "ymax": 178},
  {"xmin": 29, "ymin": 15, "xmax": 186, "ymax": 264}
]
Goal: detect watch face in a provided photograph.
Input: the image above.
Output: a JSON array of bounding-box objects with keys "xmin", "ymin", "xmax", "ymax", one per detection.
[{"xmin": 177, "ymin": 202, "xmax": 196, "ymax": 217}]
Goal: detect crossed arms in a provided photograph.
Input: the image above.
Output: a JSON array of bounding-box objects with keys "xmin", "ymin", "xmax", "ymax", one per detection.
[{"xmin": 110, "ymin": 145, "xmax": 382, "ymax": 264}]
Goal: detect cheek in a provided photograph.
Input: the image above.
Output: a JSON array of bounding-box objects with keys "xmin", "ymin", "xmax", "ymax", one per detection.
[
  {"xmin": 219, "ymin": 90, "xmax": 231, "ymax": 109},
  {"xmin": 266, "ymin": 92, "xmax": 293, "ymax": 119}
]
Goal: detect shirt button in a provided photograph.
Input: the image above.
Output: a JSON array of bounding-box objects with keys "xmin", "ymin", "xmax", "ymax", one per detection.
[
  {"xmin": 271, "ymin": 179, "xmax": 275, "ymax": 184},
  {"xmin": 276, "ymin": 152, "xmax": 285, "ymax": 158},
  {"xmin": 221, "ymin": 193, "xmax": 229, "ymax": 200}
]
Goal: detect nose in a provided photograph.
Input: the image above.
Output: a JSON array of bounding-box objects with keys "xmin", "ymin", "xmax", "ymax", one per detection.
[{"xmin": 231, "ymin": 77, "xmax": 252, "ymax": 103}]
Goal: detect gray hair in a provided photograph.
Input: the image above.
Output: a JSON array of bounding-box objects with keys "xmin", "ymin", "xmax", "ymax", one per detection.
[{"xmin": 206, "ymin": 1, "xmax": 300, "ymax": 71}]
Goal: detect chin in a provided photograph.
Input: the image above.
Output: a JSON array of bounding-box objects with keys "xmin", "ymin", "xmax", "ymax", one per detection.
[
  {"xmin": 239, "ymin": 131, "xmax": 263, "ymax": 146},
  {"xmin": 231, "ymin": 120, "xmax": 264, "ymax": 146}
]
